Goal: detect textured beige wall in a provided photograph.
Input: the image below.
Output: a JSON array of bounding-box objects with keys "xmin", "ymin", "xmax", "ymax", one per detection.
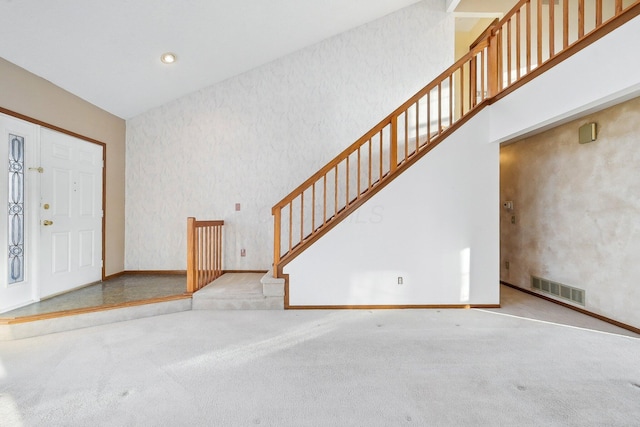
[
  {"xmin": 0, "ymin": 57, "xmax": 125, "ymax": 276},
  {"xmin": 125, "ymin": 1, "xmax": 453, "ymax": 271},
  {"xmin": 500, "ymin": 96, "xmax": 640, "ymax": 328}
]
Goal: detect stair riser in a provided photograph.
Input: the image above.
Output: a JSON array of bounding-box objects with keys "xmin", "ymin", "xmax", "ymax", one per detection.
[{"xmin": 192, "ymin": 298, "xmax": 284, "ymax": 310}]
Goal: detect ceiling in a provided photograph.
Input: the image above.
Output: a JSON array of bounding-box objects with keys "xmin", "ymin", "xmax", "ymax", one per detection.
[{"xmin": 0, "ymin": 0, "xmax": 512, "ymax": 120}]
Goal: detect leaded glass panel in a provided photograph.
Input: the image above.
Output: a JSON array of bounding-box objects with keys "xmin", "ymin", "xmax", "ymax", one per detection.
[{"xmin": 8, "ymin": 133, "xmax": 24, "ymax": 284}]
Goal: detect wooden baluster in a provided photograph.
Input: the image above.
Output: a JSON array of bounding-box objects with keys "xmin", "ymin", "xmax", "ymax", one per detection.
[
  {"xmin": 563, "ymin": 0, "xmax": 569, "ymax": 48},
  {"xmin": 216, "ymin": 225, "xmax": 219, "ymax": 278},
  {"xmin": 195, "ymin": 227, "xmax": 200, "ymax": 289},
  {"xmin": 470, "ymin": 55, "xmax": 477, "ymax": 108},
  {"xmin": 334, "ymin": 165, "xmax": 338, "ymax": 216},
  {"xmin": 187, "ymin": 217, "xmax": 195, "ymax": 293},
  {"xmin": 300, "ymin": 192, "xmax": 304, "ymax": 243},
  {"xmin": 578, "ymin": 0, "xmax": 585, "ymax": 38},
  {"xmin": 211, "ymin": 226, "xmax": 215, "ymax": 280},
  {"xmin": 516, "ymin": 10, "xmax": 521, "ymax": 80},
  {"xmin": 404, "ymin": 111, "xmax": 409, "ymax": 160},
  {"xmin": 214, "ymin": 225, "xmax": 218, "ymax": 279},
  {"xmin": 537, "ymin": 0, "xmax": 543, "ymax": 66},
  {"xmin": 549, "ymin": 0, "xmax": 555, "ymax": 57},
  {"xmin": 368, "ymin": 139, "xmax": 372, "ymax": 189},
  {"xmin": 460, "ymin": 65, "xmax": 465, "ymax": 119},
  {"xmin": 208, "ymin": 226, "xmax": 212, "ymax": 283},
  {"xmin": 448, "ymin": 75, "xmax": 453, "ymax": 127},
  {"xmin": 215, "ymin": 226, "xmax": 219, "ymax": 278},
  {"xmin": 216, "ymin": 225, "xmax": 219, "ymax": 279},
  {"xmin": 596, "ymin": 0, "xmax": 603, "ymax": 26},
  {"xmin": 204, "ymin": 227, "xmax": 208, "ymax": 286},
  {"xmin": 203, "ymin": 226, "xmax": 209, "ymax": 286},
  {"xmin": 312, "ymin": 182, "xmax": 316, "ymax": 232},
  {"xmin": 214, "ymin": 226, "xmax": 217, "ymax": 279},
  {"xmin": 438, "ymin": 83, "xmax": 442, "ymax": 134},
  {"xmin": 526, "ymin": 1, "xmax": 532, "ymax": 72},
  {"xmin": 218, "ymin": 224, "xmax": 222, "ymax": 277},
  {"xmin": 213, "ymin": 225, "xmax": 218, "ymax": 279},
  {"xmin": 323, "ymin": 175, "xmax": 327, "ymax": 224},
  {"xmin": 379, "ymin": 131, "xmax": 383, "ymax": 181},
  {"xmin": 357, "ymin": 147, "xmax": 361, "ymax": 197},
  {"xmin": 216, "ymin": 226, "xmax": 220, "ymax": 278},
  {"xmin": 415, "ymin": 100, "xmax": 420, "ymax": 152},
  {"xmin": 346, "ymin": 156, "xmax": 350, "ymax": 206},
  {"xmin": 211, "ymin": 225, "xmax": 216, "ymax": 280},
  {"xmin": 390, "ymin": 115, "xmax": 398, "ymax": 172},
  {"xmin": 616, "ymin": 0, "xmax": 623, "ymax": 14},
  {"xmin": 480, "ymin": 49, "xmax": 486, "ymax": 100},
  {"xmin": 427, "ymin": 91, "xmax": 431, "ymax": 142},
  {"xmin": 496, "ymin": 28, "xmax": 505, "ymax": 92},
  {"xmin": 208, "ymin": 226, "xmax": 213, "ymax": 285},
  {"xmin": 219, "ymin": 224, "xmax": 223, "ymax": 278},
  {"xmin": 215, "ymin": 225, "xmax": 219, "ymax": 278},
  {"xmin": 507, "ymin": 19, "xmax": 512, "ymax": 86},
  {"xmin": 288, "ymin": 202, "xmax": 293, "ymax": 252},
  {"xmin": 488, "ymin": 30, "xmax": 498, "ymax": 97},
  {"xmin": 199, "ymin": 229, "xmax": 203, "ymax": 288}
]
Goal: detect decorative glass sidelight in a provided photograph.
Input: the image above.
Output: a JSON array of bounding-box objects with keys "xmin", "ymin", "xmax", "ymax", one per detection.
[{"xmin": 8, "ymin": 134, "xmax": 25, "ymax": 284}]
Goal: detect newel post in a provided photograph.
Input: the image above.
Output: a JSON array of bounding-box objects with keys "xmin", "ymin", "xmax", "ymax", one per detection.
[
  {"xmin": 273, "ymin": 209, "xmax": 281, "ymax": 278},
  {"xmin": 186, "ymin": 217, "xmax": 196, "ymax": 293}
]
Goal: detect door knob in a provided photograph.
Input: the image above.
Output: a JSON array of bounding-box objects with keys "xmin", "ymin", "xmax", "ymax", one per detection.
[{"xmin": 43, "ymin": 220, "xmax": 53, "ymax": 226}]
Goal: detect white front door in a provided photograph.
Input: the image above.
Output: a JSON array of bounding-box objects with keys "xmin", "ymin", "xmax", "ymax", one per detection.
[
  {"xmin": 38, "ymin": 128, "xmax": 103, "ymax": 298},
  {"xmin": 0, "ymin": 114, "xmax": 39, "ymax": 312}
]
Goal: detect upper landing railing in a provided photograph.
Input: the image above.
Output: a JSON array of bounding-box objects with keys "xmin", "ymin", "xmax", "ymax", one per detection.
[{"xmin": 272, "ymin": 0, "xmax": 640, "ymax": 277}]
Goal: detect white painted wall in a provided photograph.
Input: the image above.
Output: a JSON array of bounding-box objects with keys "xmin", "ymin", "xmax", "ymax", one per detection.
[
  {"xmin": 125, "ymin": 0, "xmax": 453, "ymax": 271},
  {"xmin": 286, "ymin": 109, "xmax": 500, "ymax": 306}
]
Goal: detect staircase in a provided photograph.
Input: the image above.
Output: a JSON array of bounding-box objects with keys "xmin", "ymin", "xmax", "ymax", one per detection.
[{"xmin": 271, "ymin": 0, "xmax": 640, "ymax": 307}]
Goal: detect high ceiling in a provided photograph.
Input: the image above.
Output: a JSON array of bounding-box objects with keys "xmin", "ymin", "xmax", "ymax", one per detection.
[{"xmin": 0, "ymin": 0, "xmax": 512, "ymax": 120}]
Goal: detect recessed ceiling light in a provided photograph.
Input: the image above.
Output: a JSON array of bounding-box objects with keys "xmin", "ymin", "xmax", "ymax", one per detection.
[{"xmin": 160, "ymin": 53, "xmax": 177, "ymax": 64}]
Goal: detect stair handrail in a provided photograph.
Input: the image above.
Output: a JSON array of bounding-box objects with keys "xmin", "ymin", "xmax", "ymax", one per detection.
[
  {"xmin": 186, "ymin": 217, "xmax": 224, "ymax": 293},
  {"xmin": 272, "ymin": 0, "xmax": 640, "ymax": 278}
]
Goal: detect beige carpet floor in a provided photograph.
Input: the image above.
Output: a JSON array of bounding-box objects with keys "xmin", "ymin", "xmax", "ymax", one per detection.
[{"xmin": 0, "ymin": 286, "xmax": 638, "ymax": 426}]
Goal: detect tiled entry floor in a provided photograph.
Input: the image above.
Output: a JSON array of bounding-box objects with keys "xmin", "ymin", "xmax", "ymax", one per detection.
[{"xmin": 0, "ymin": 274, "xmax": 186, "ymax": 319}]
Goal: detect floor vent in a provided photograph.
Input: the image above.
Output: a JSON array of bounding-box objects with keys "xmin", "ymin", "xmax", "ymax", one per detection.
[{"xmin": 531, "ymin": 275, "xmax": 585, "ymax": 306}]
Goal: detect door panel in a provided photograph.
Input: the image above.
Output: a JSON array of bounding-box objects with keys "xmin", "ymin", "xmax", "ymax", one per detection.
[
  {"xmin": 52, "ymin": 232, "xmax": 71, "ymax": 273},
  {"xmin": 79, "ymin": 230, "xmax": 95, "ymax": 268},
  {"xmin": 52, "ymin": 168, "xmax": 71, "ymax": 216},
  {"xmin": 39, "ymin": 128, "xmax": 103, "ymax": 298}
]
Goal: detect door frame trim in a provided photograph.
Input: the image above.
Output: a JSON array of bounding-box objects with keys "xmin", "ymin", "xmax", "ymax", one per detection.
[{"xmin": 0, "ymin": 107, "xmax": 107, "ymax": 280}]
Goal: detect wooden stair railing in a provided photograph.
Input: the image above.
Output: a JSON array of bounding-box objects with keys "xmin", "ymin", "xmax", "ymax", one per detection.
[
  {"xmin": 186, "ymin": 217, "xmax": 224, "ymax": 293},
  {"xmin": 272, "ymin": 0, "xmax": 640, "ymax": 278}
]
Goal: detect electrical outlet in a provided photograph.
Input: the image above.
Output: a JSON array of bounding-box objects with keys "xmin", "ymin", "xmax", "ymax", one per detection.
[
  {"xmin": 240, "ymin": 249, "xmax": 246, "ymax": 257},
  {"xmin": 505, "ymin": 261, "xmax": 510, "ymax": 270},
  {"xmin": 397, "ymin": 277, "xmax": 403, "ymax": 285},
  {"xmin": 235, "ymin": 203, "xmax": 241, "ymax": 211},
  {"xmin": 511, "ymin": 215, "xmax": 516, "ymax": 224}
]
